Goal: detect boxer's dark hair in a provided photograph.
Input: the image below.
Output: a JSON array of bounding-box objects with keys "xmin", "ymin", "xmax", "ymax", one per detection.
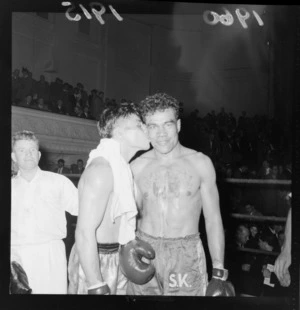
[
  {"xmin": 138, "ymin": 93, "xmax": 180, "ymax": 121},
  {"xmin": 97, "ymin": 102, "xmax": 141, "ymax": 138},
  {"xmin": 12, "ymin": 130, "xmax": 39, "ymax": 150}
]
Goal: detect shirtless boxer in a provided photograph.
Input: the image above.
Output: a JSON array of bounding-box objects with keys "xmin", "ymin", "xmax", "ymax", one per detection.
[
  {"xmin": 127, "ymin": 93, "xmax": 233, "ymax": 296},
  {"xmin": 68, "ymin": 102, "xmax": 154, "ymax": 294}
]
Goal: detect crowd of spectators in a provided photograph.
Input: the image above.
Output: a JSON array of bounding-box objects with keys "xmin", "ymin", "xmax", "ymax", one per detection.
[
  {"xmin": 225, "ymin": 219, "xmax": 290, "ymax": 297},
  {"xmin": 12, "ymin": 66, "xmax": 292, "ymax": 182},
  {"xmin": 12, "ymin": 67, "xmax": 130, "ymax": 121},
  {"xmin": 180, "ymin": 107, "xmax": 292, "ymax": 181},
  {"xmin": 52, "ymin": 158, "xmax": 85, "ymax": 175}
]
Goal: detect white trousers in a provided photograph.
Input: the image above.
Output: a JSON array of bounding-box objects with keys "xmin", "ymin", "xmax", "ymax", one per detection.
[{"xmin": 11, "ymin": 239, "xmax": 67, "ymax": 294}]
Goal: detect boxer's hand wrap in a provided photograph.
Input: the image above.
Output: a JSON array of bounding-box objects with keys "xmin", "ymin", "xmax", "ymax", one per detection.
[
  {"xmin": 119, "ymin": 239, "xmax": 156, "ymax": 285},
  {"xmin": 206, "ymin": 268, "xmax": 235, "ymax": 297},
  {"xmin": 87, "ymin": 282, "xmax": 110, "ymax": 295}
]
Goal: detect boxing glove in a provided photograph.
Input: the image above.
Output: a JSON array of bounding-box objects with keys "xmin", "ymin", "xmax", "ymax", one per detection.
[
  {"xmin": 88, "ymin": 283, "xmax": 110, "ymax": 295},
  {"xmin": 206, "ymin": 268, "xmax": 235, "ymax": 297},
  {"xmin": 10, "ymin": 261, "xmax": 32, "ymax": 294},
  {"xmin": 119, "ymin": 239, "xmax": 156, "ymax": 285}
]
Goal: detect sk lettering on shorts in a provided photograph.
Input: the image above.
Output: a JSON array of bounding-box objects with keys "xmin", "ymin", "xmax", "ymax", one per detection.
[{"xmin": 169, "ymin": 273, "xmax": 191, "ymax": 288}]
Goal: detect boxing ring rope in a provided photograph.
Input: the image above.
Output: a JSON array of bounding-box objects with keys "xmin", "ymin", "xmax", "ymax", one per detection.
[
  {"xmin": 230, "ymin": 213, "xmax": 286, "ymax": 222},
  {"xmin": 224, "ymin": 178, "xmax": 291, "ymax": 185},
  {"xmin": 224, "ymin": 178, "xmax": 292, "ymax": 256},
  {"xmin": 236, "ymin": 247, "xmax": 280, "ymax": 256},
  {"xmin": 223, "ymin": 178, "xmax": 291, "ymax": 258},
  {"xmin": 65, "ymin": 175, "xmax": 290, "ymax": 256}
]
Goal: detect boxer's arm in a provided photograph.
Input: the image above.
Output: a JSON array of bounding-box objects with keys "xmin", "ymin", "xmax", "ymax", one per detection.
[
  {"xmin": 274, "ymin": 208, "xmax": 291, "ymax": 284},
  {"xmin": 75, "ymin": 159, "xmax": 113, "ymax": 287},
  {"xmin": 199, "ymin": 155, "xmax": 225, "ymax": 269}
]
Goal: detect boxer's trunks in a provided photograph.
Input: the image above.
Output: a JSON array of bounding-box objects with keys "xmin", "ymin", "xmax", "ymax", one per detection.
[
  {"xmin": 68, "ymin": 243, "xmax": 127, "ymax": 294},
  {"xmin": 127, "ymin": 230, "xmax": 208, "ymax": 295}
]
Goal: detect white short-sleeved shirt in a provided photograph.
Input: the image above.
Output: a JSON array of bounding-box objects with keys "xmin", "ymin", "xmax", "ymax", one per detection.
[{"xmin": 11, "ymin": 167, "xmax": 78, "ymax": 246}]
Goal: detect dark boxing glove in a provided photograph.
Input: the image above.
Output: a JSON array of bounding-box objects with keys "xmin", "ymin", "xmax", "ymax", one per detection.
[
  {"xmin": 87, "ymin": 282, "xmax": 110, "ymax": 295},
  {"xmin": 10, "ymin": 261, "xmax": 32, "ymax": 294},
  {"xmin": 206, "ymin": 268, "xmax": 235, "ymax": 297},
  {"xmin": 119, "ymin": 239, "xmax": 156, "ymax": 285}
]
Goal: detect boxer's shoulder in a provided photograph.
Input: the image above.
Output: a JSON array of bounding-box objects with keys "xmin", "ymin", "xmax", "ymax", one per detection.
[
  {"xmin": 80, "ymin": 157, "xmax": 113, "ymax": 186},
  {"xmin": 85, "ymin": 156, "xmax": 111, "ymax": 170},
  {"xmin": 183, "ymin": 150, "xmax": 215, "ymax": 176},
  {"xmin": 180, "ymin": 147, "xmax": 208, "ymax": 163}
]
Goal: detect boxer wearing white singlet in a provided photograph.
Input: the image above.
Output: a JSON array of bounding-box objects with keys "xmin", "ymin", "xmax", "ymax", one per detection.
[{"xmin": 127, "ymin": 93, "xmax": 228, "ymax": 296}]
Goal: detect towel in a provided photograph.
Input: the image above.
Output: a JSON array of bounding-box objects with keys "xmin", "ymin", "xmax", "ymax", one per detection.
[{"xmin": 86, "ymin": 138, "xmax": 137, "ymax": 245}]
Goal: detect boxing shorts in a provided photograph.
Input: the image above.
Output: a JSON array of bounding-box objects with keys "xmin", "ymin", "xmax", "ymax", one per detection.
[
  {"xmin": 127, "ymin": 230, "xmax": 208, "ymax": 296},
  {"xmin": 68, "ymin": 243, "xmax": 127, "ymax": 294}
]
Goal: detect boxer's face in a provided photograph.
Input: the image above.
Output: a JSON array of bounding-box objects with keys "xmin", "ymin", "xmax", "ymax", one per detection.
[
  {"xmin": 145, "ymin": 108, "xmax": 180, "ymax": 154},
  {"xmin": 11, "ymin": 139, "xmax": 41, "ymax": 171},
  {"xmin": 117, "ymin": 114, "xmax": 150, "ymax": 150}
]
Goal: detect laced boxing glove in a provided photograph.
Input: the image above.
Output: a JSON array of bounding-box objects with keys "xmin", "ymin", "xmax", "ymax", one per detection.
[
  {"xmin": 206, "ymin": 268, "xmax": 235, "ymax": 296},
  {"xmin": 10, "ymin": 261, "xmax": 32, "ymax": 294},
  {"xmin": 87, "ymin": 282, "xmax": 110, "ymax": 295},
  {"xmin": 119, "ymin": 239, "xmax": 156, "ymax": 285}
]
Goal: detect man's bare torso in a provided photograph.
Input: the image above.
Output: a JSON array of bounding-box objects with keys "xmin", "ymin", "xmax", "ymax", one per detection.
[{"xmin": 133, "ymin": 147, "xmax": 204, "ymax": 238}]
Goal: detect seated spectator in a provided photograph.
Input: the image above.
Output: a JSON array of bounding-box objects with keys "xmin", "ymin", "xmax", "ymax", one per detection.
[
  {"xmin": 226, "ymin": 224, "xmax": 261, "ymax": 296},
  {"xmin": 76, "ymin": 82, "xmax": 88, "ymax": 105},
  {"xmin": 72, "ymin": 87, "xmax": 83, "ymax": 107},
  {"xmin": 233, "ymin": 163, "xmax": 249, "ymax": 179},
  {"xmin": 235, "ymin": 224, "xmax": 250, "ymax": 248},
  {"xmin": 265, "ymin": 163, "xmax": 279, "ymax": 180},
  {"xmin": 259, "ymin": 221, "xmax": 282, "ymax": 254},
  {"xmin": 69, "ymin": 104, "xmax": 82, "ymax": 117},
  {"xmin": 71, "ymin": 159, "xmax": 85, "ymax": 174},
  {"xmin": 75, "ymin": 106, "xmax": 84, "ymax": 118},
  {"xmin": 53, "ymin": 159, "xmax": 70, "ymax": 174},
  {"xmin": 104, "ymin": 97, "xmax": 112, "ymax": 107},
  {"xmin": 81, "ymin": 105, "xmax": 94, "ymax": 120},
  {"xmin": 257, "ymin": 159, "xmax": 271, "ymax": 179},
  {"xmin": 224, "ymin": 164, "xmax": 233, "ymax": 178},
  {"xmin": 52, "ymin": 99, "xmax": 66, "ymax": 114},
  {"xmin": 33, "ymin": 97, "xmax": 50, "ymax": 111},
  {"xmin": 239, "ymin": 204, "xmax": 262, "ymax": 216},
  {"xmin": 18, "ymin": 94, "xmax": 34, "ymax": 108},
  {"xmin": 246, "ymin": 223, "xmax": 260, "ymax": 249}
]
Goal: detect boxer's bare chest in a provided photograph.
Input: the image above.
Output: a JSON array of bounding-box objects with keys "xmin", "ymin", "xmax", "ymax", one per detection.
[{"xmin": 138, "ymin": 160, "xmax": 200, "ymax": 202}]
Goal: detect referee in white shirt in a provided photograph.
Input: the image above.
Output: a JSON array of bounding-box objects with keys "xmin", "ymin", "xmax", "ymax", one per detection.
[{"xmin": 11, "ymin": 130, "xmax": 79, "ymax": 294}]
